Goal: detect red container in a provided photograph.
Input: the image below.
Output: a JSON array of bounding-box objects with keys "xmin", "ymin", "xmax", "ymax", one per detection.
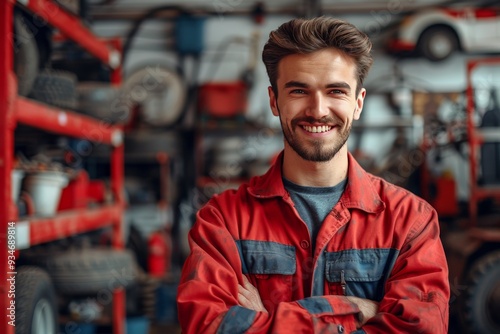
[
  {"xmin": 58, "ymin": 170, "xmax": 89, "ymax": 211},
  {"xmin": 87, "ymin": 180, "xmax": 106, "ymax": 204},
  {"xmin": 430, "ymin": 175, "xmax": 458, "ymax": 217},
  {"xmin": 198, "ymin": 81, "xmax": 247, "ymax": 118}
]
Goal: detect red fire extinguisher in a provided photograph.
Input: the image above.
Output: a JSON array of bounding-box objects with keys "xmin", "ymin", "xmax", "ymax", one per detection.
[{"xmin": 147, "ymin": 229, "xmax": 172, "ymax": 278}]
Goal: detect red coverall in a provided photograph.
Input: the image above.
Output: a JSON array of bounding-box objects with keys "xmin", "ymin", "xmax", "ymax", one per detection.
[{"xmin": 177, "ymin": 152, "xmax": 450, "ymax": 334}]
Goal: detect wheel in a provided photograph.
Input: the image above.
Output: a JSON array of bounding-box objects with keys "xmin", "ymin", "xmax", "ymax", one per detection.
[
  {"xmin": 76, "ymin": 82, "xmax": 126, "ymax": 123},
  {"xmin": 13, "ymin": 11, "xmax": 39, "ymax": 96},
  {"xmin": 462, "ymin": 250, "xmax": 500, "ymax": 334},
  {"xmin": 16, "ymin": 266, "xmax": 58, "ymax": 334},
  {"xmin": 417, "ymin": 26, "xmax": 458, "ymax": 61},
  {"xmin": 23, "ymin": 248, "xmax": 138, "ymax": 296},
  {"xmin": 29, "ymin": 69, "xmax": 78, "ymax": 110},
  {"xmin": 121, "ymin": 64, "xmax": 187, "ymax": 127}
]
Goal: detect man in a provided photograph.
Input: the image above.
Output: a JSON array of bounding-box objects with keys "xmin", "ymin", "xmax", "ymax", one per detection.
[{"xmin": 177, "ymin": 17, "xmax": 449, "ymax": 333}]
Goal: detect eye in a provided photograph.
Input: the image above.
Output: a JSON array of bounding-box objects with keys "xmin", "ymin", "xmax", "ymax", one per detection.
[
  {"xmin": 329, "ymin": 89, "xmax": 346, "ymax": 95},
  {"xmin": 290, "ymin": 89, "xmax": 306, "ymax": 94}
]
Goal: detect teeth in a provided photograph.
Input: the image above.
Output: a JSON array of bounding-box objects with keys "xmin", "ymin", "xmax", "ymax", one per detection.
[{"xmin": 303, "ymin": 125, "xmax": 331, "ymax": 133}]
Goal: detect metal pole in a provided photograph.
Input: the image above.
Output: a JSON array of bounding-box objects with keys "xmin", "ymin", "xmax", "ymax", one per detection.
[{"xmin": 0, "ymin": 1, "xmax": 16, "ymax": 333}]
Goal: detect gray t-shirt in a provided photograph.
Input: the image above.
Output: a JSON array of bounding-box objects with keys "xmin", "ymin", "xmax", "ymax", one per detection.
[{"xmin": 283, "ymin": 177, "xmax": 347, "ymax": 252}]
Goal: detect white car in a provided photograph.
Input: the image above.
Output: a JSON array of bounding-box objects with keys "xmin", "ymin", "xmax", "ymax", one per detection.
[{"xmin": 388, "ymin": 6, "xmax": 500, "ymax": 61}]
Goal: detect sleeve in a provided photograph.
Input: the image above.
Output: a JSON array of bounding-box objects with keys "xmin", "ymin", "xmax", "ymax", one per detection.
[
  {"xmin": 176, "ymin": 202, "xmax": 362, "ymax": 334},
  {"xmin": 361, "ymin": 207, "xmax": 450, "ymax": 334}
]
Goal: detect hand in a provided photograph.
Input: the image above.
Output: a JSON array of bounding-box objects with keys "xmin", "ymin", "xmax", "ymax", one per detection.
[
  {"xmin": 346, "ymin": 296, "xmax": 379, "ymax": 328},
  {"xmin": 238, "ymin": 276, "xmax": 268, "ymax": 313}
]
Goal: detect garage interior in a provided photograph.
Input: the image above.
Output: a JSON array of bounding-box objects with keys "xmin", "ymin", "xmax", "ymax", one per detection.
[{"xmin": 1, "ymin": 0, "xmax": 500, "ymax": 333}]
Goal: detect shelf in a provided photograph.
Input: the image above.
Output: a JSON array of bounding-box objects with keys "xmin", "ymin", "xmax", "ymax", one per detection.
[
  {"xmin": 15, "ymin": 97, "xmax": 123, "ymax": 146},
  {"xmin": 466, "ymin": 57, "xmax": 500, "ymax": 227},
  {"xmin": 125, "ymin": 130, "xmax": 182, "ymax": 159},
  {"xmin": 469, "ymin": 227, "xmax": 500, "ymax": 242},
  {"xmin": 2, "ymin": 2, "xmax": 125, "ymax": 334},
  {"xmin": 475, "ymin": 185, "xmax": 500, "ymax": 201},
  {"xmin": 15, "ymin": 204, "xmax": 123, "ymax": 249},
  {"xmin": 21, "ymin": 0, "xmax": 120, "ymax": 68}
]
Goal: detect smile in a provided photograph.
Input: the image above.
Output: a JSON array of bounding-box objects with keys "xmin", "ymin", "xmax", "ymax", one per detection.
[{"xmin": 302, "ymin": 125, "xmax": 332, "ymax": 133}]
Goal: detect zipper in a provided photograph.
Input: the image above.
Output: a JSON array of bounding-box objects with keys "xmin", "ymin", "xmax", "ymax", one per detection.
[
  {"xmin": 340, "ymin": 270, "xmax": 346, "ymax": 295},
  {"xmin": 284, "ymin": 191, "xmax": 313, "ymax": 249}
]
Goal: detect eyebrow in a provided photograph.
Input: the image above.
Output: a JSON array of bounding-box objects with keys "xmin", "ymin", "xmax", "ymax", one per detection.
[{"xmin": 284, "ymin": 80, "xmax": 352, "ymax": 92}]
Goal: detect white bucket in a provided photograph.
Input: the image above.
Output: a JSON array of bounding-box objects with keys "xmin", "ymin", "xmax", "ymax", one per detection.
[
  {"xmin": 25, "ymin": 172, "xmax": 69, "ymax": 216},
  {"xmin": 11, "ymin": 169, "xmax": 24, "ymax": 201}
]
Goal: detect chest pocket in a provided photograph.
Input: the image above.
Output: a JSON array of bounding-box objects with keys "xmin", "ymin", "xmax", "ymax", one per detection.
[
  {"xmin": 325, "ymin": 248, "xmax": 399, "ymax": 302},
  {"xmin": 236, "ymin": 240, "xmax": 296, "ymax": 307}
]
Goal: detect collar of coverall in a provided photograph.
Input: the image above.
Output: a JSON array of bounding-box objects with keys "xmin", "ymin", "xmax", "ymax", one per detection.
[{"xmin": 247, "ymin": 150, "xmax": 385, "ymax": 214}]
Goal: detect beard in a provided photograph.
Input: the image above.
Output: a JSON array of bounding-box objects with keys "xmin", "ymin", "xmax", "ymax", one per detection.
[{"xmin": 278, "ymin": 106, "xmax": 353, "ymax": 162}]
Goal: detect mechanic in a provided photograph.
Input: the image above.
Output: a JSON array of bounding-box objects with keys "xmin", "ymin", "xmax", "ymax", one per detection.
[{"xmin": 177, "ymin": 16, "xmax": 450, "ymax": 333}]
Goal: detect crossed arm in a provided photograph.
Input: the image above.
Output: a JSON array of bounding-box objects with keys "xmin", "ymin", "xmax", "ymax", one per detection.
[{"xmin": 238, "ymin": 275, "xmax": 379, "ymax": 329}]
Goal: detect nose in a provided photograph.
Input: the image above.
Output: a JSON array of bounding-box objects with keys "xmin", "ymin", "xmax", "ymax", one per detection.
[{"xmin": 305, "ymin": 92, "xmax": 329, "ymax": 119}]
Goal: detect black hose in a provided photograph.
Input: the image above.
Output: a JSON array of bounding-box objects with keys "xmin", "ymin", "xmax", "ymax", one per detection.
[{"xmin": 121, "ymin": 5, "xmax": 190, "ymax": 65}]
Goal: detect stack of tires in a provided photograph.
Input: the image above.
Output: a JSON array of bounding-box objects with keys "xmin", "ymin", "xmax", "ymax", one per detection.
[{"xmin": 17, "ymin": 248, "xmax": 137, "ymax": 334}]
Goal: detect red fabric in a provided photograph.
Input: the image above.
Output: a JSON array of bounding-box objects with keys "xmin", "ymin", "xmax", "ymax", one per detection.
[{"xmin": 177, "ymin": 152, "xmax": 450, "ymax": 333}]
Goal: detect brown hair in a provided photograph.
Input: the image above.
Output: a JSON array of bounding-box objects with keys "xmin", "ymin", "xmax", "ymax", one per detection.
[{"xmin": 262, "ymin": 17, "xmax": 373, "ymax": 96}]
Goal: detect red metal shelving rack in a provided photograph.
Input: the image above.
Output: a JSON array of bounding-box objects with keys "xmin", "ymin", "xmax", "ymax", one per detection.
[
  {"xmin": 466, "ymin": 57, "xmax": 500, "ymax": 227},
  {"xmin": 1, "ymin": 1, "xmax": 125, "ymax": 333}
]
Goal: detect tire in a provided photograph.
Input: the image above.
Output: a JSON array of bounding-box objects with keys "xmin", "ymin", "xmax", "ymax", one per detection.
[
  {"xmin": 29, "ymin": 69, "xmax": 78, "ymax": 109},
  {"xmin": 462, "ymin": 250, "xmax": 500, "ymax": 334},
  {"xmin": 23, "ymin": 248, "xmax": 138, "ymax": 296},
  {"xmin": 122, "ymin": 65, "xmax": 187, "ymax": 127},
  {"xmin": 16, "ymin": 266, "xmax": 58, "ymax": 334},
  {"xmin": 13, "ymin": 11, "xmax": 39, "ymax": 96},
  {"xmin": 417, "ymin": 26, "xmax": 458, "ymax": 61},
  {"xmin": 77, "ymin": 82, "xmax": 128, "ymax": 124}
]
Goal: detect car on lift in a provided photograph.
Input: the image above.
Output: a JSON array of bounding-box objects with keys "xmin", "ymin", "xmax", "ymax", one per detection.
[{"xmin": 387, "ymin": 6, "xmax": 500, "ymax": 61}]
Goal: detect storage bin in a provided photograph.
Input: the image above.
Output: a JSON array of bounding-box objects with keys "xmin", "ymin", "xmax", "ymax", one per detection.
[
  {"xmin": 198, "ymin": 81, "xmax": 247, "ymax": 118},
  {"xmin": 175, "ymin": 15, "xmax": 205, "ymax": 55},
  {"xmin": 58, "ymin": 170, "xmax": 89, "ymax": 211},
  {"xmin": 11, "ymin": 169, "xmax": 24, "ymax": 201},
  {"xmin": 25, "ymin": 171, "xmax": 69, "ymax": 216}
]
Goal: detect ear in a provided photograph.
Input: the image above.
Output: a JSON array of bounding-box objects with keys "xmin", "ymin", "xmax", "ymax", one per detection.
[
  {"xmin": 268, "ymin": 86, "xmax": 279, "ymax": 117},
  {"xmin": 354, "ymin": 88, "xmax": 366, "ymax": 120}
]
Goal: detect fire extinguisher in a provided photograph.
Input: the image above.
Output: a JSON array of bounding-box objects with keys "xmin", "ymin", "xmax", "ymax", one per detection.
[{"xmin": 147, "ymin": 229, "xmax": 172, "ymax": 278}]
